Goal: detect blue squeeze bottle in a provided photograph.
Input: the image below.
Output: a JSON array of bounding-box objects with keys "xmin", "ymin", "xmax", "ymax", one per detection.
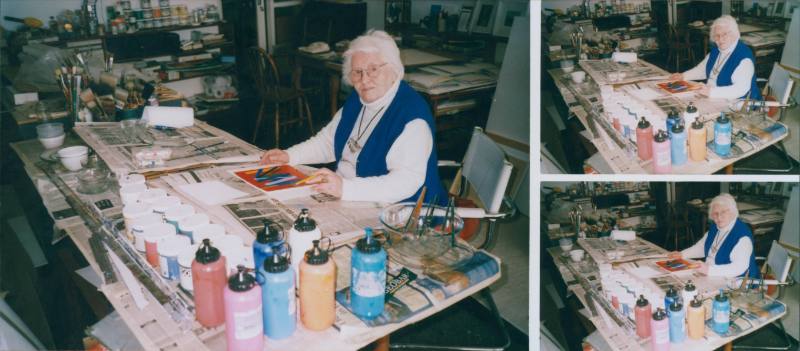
[
  {"xmin": 664, "ymin": 285, "xmax": 678, "ymax": 312},
  {"xmin": 261, "ymin": 245, "xmax": 296, "ymax": 339},
  {"xmin": 668, "ymin": 300, "xmax": 686, "ymax": 343},
  {"xmin": 670, "ymin": 120, "xmax": 688, "ymax": 165},
  {"xmin": 253, "ymin": 219, "xmax": 285, "ymax": 271},
  {"xmin": 350, "ymin": 228, "xmax": 387, "ymax": 320},
  {"xmin": 714, "ymin": 112, "xmax": 732, "ymax": 156},
  {"xmin": 712, "ymin": 289, "xmax": 730, "ymax": 334},
  {"xmin": 666, "ymin": 108, "xmax": 681, "ymax": 136}
]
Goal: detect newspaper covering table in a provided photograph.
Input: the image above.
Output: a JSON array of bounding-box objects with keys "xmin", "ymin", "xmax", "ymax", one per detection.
[
  {"xmin": 11, "ymin": 123, "xmax": 502, "ymax": 351},
  {"xmin": 73, "ymin": 121, "xmax": 262, "ymax": 176},
  {"xmin": 546, "ymin": 236, "xmax": 788, "ymax": 351}
]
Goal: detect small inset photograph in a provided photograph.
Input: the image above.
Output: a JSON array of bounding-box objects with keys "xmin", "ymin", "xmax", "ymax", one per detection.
[
  {"xmin": 540, "ymin": 1, "xmax": 799, "ymax": 174},
  {"xmin": 540, "ymin": 181, "xmax": 799, "ymax": 350}
]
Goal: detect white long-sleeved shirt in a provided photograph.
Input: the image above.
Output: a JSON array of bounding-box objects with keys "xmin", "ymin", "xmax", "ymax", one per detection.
[
  {"xmin": 285, "ymin": 80, "xmax": 432, "ymax": 203},
  {"xmin": 680, "ymin": 219, "xmax": 753, "ymax": 277},
  {"xmin": 683, "ymin": 43, "xmax": 755, "ymax": 100}
]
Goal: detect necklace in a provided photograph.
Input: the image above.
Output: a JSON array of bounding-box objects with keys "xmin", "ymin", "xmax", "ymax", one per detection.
[
  {"xmin": 709, "ymin": 224, "xmax": 732, "ymax": 257},
  {"xmin": 347, "ymin": 105, "xmax": 385, "ymax": 153},
  {"xmin": 710, "ymin": 50, "xmax": 733, "ymax": 80}
]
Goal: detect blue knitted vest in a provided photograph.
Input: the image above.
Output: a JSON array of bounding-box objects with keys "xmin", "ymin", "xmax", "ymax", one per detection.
[
  {"xmin": 333, "ymin": 81, "xmax": 447, "ymax": 205},
  {"xmin": 705, "ymin": 40, "xmax": 762, "ymax": 100},
  {"xmin": 704, "ymin": 218, "xmax": 761, "ymax": 278}
]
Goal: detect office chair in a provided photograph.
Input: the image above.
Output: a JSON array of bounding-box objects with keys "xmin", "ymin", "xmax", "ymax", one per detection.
[
  {"xmin": 736, "ymin": 62, "xmax": 797, "ymax": 173},
  {"xmin": 733, "ymin": 240, "xmax": 797, "ymax": 350},
  {"xmin": 247, "ymin": 47, "xmax": 315, "ymax": 147},
  {"xmin": 389, "ymin": 127, "xmax": 517, "ymax": 351}
]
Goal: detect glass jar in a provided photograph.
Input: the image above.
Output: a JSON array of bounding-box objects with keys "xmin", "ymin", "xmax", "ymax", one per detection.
[
  {"xmin": 140, "ymin": 0, "xmax": 152, "ymax": 9},
  {"xmin": 77, "ymin": 153, "xmax": 110, "ymax": 194},
  {"xmin": 159, "ymin": 0, "xmax": 170, "ymax": 7}
]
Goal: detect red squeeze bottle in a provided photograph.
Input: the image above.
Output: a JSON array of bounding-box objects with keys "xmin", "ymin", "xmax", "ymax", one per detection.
[
  {"xmin": 636, "ymin": 117, "xmax": 653, "ymax": 161},
  {"xmin": 634, "ymin": 294, "xmax": 652, "ymax": 338},
  {"xmin": 192, "ymin": 238, "xmax": 227, "ymax": 327}
]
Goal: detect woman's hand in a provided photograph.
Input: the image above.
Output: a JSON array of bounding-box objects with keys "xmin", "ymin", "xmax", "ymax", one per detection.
[
  {"xmin": 669, "ymin": 73, "xmax": 684, "ymax": 81},
  {"xmin": 696, "ymin": 262, "xmax": 710, "ymax": 275},
  {"xmin": 667, "ymin": 251, "xmax": 682, "ymax": 260},
  {"xmin": 260, "ymin": 149, "xmax": 289, "ymax": 165},
  {"xmin": 309, "ymin": 168, "xmax": 343, "ymax": 198},
  {"xmin": 697, "ymin": 85, "xmax": 711, "ymax": 97}
]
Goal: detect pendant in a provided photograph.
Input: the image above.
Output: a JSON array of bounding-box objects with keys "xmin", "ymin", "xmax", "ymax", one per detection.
[{"xmin": 347, "ymin": 138, "xmax": 361, "ymax": 153}]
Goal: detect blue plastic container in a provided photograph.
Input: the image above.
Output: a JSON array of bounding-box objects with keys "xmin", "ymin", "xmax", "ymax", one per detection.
[{"xmin": 350, "ymin": 228, "xmax": 387, "ymax": 320}]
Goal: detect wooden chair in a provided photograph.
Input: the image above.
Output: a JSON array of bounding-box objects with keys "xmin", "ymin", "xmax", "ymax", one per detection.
[
  {"xmin": 664, "ymin": 202, "xmax": 695, "ymax": 251},
  {"xmin": 247, "ymin": 47, "xmax": 314, "ymax": 147},
  {"xmin": 667, "ymin": 25, "xmax": 695, "ymax": 72}
]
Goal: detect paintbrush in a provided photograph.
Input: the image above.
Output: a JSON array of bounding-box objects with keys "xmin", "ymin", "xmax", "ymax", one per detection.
[{"xmin": 403, "ymin": 186, "xmax": 427, "ymax": 234}]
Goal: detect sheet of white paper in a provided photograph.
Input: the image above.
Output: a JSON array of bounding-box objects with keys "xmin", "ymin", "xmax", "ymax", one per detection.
[
  {"xmin": 627, "ymin": 265, "xmax": 664, "ymax": 279},
  {"xmin": 628, "ymin": 87, "xmax": 663, "ymax": 101},
  {"xmin": 178, "ymin": 180, "xmax": 248, "ymax": 205}
]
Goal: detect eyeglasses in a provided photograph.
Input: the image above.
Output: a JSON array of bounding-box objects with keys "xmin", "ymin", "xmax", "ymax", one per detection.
[{"xmin": 349, "ymin": 63, "xmax": 388, "ymax": 82}]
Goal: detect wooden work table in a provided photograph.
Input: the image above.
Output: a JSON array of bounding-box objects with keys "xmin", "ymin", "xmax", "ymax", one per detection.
[
  {"xmin": 546, "ymin": 58, "xmax": 789, "ymax": 174},
  {"xmin": 546, "ymin": 237, "xmax": 789, "ymax": 351},
  {"xmin": 9, "ymin": 121, "xmax": 502, "ymax": 351}
]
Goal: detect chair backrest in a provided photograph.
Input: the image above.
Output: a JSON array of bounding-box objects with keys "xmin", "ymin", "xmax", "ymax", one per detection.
[
  {"xmin": 247, "ymin": 47, "xmax": 281, "ymax": 96},
  {"xmin": 767, "ymin": 62, "xmax": 797, "ymax": 105},
  {"xmin": 461, "ymin": 127, "xmax": 513, "ymax": 214},
  {"xmin": 766, "ymin": 240, "xmax": 795, "ymax": 283}
]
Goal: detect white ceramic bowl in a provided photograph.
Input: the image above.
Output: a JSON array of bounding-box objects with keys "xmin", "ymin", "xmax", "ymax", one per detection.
[
  {"xmin": 571, "ymin": 71, "xmax": 586, "ymax": 83},
  {"xmin": 560, "ymin": 60, "xmax": 574, "ymax": 73},
  {"xmin": 57, "ymin": 146, "xmax": 89, "ymax": 171},
  {"xmin": 570, "ymin": 249, "xmax": 585, "ymax": 262},
  {"xmin": 559, "ymin": 238, "xmax": 573, "ymax": 252},
  {"xmin": 39, "ymin": 134, "xmax": 66, "ymax": 149}
]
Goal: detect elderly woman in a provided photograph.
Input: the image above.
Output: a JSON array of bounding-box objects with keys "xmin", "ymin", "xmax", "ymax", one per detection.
[
  {"xmin": 260, "ymin": 30, "xmax": 446, "ymax": 204},
  {"xmin": 668, "ymin": 193, "xmax": 760, "ymax": 278},
  {"xmin": 668, "ymin": 15, "xmax": 762, "ymax": 100}
]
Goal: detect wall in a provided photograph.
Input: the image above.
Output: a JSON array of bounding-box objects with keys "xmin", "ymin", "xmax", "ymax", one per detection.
[{"xmin": 0, "ymin": 0, "xmax": 222, "ymax": 32}]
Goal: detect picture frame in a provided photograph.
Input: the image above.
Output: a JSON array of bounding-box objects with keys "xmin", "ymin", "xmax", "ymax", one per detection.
[
  {"xmin": 470, "ymin": 0, "xmax": 496, "ymax": 34},
  {"xmin": 492, "ymin": 0, "xmax": 528, "ymax": 37},
  {"xmin": 457, "ymin": 6, "xmax": 474, "ymax": 32},
  {"xmin": 775, "ymin": 0, "xmax": 786, "ymax": 17}
]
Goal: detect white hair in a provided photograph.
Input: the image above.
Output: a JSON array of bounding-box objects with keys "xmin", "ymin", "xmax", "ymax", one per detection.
[
  {"xmin": 342, "ymin": 29, "xmax": 404, "ymax": 86},
  {"xmin": 710, "ymin": 15, "xmax": 740, "ymax": 45},
  {"xmin": 709, "ymin": 193, "xmax": 739, "ymax": 218}
]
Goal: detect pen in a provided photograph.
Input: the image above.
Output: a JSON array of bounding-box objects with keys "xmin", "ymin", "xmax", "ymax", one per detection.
[
  {"xmin": 295, "ymin": 174, "xmax": 320, "ymax": 185},
  {"xmin": 266, "ymin": 176, "xmax": 298, "ymax": 186}
]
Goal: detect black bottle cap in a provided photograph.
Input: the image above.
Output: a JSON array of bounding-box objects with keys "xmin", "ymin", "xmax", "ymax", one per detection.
[
  {"xmin": 637, "ymin": 117, "xmax": 651, "ymax": 129},
  {"xmin": 691, "ymin": 118, "xmax": 704, "ymax": 130},
  {"xmin": 671, "ymin": 120, "xmax": 685, "ymax": 134},
  {"xmin": 654, "ymin": 129, "xmax": 668, "ymax": 142},
  {"xmin": 263, "ymin": 247, "xmax": 290, "ymax": 273},
  {"xmin": 685, "ymin": 280, "xmax": 696, "ymax": 291},
  {"xmin": 636, "ymin": 295, "xmax": 649, "ymax": 307},
  {"xmin": 652, "ymin": 308, "xmax": 667, "ymax": 321},
  {"xmin": 715, "ymin": 289, "xmax": 728, "ymax": 302},
  {"xmin": 228, "ymin": 265, "xmax": 256, "ymax": 292},
  {"xmin": 293, "ymin": 208, "xmax": 317, "ymax": 232},
  {"xmin": 257, "ymin": 219, "xmax": 282, "ymax": 244},
  {"xmin": 666, "ymin": 285, "xmax": 678, "ymax": 297},
  {"xmin": 305, "ymin": 240, "xmax": 329, "ymax": 265},
  {"xmin": 690, "ymin": 296, "xmax": 703, "ymax": 308},
  {"xmin": 717, "ymin": 112, "xmax": 729, "ymax": 124},
  {"xmin": 670, "ymin": 300, "xmax": 683, "ymax": 312},
  {"xmin": 356, "ymin": 227, "xmax": 382, "ymax": 254},
  {"xmin": 195, "ymin": 238, "xmax": 221, "ymax": 264},
  {"xmin": 668, "ymin": 108, "xmax": 680, "ymax": 119},
  {"xmin": 686, "ymin": 101, "xmax": 698, "ymax": 113}
]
